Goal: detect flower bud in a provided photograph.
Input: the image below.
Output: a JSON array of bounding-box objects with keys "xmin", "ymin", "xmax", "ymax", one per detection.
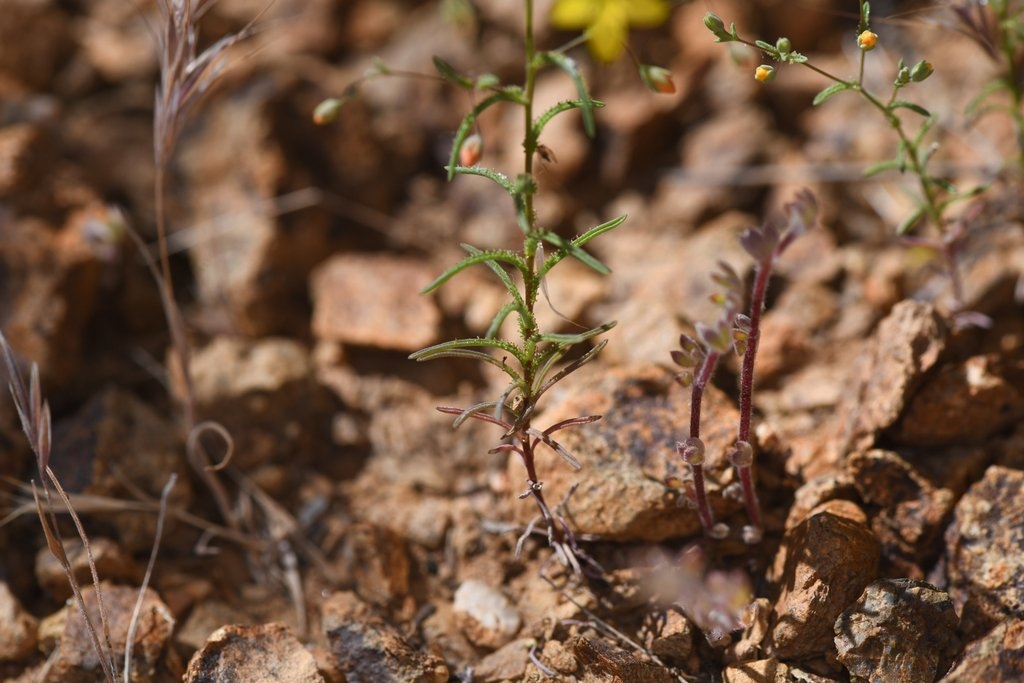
[
  {"xmin": 459, "ymin": 133, "xmax": 483, "ymax": 166},
  {"xmin": 910, "ymin": 60, "xmax": 934, "ymax": 82},
  {"xmin": 313, "ymin": 98, "xmax": 343, "ymax": 125},
  {"xmin": 776, "ymin": 37, "xmax": 792, "ymax": 55},
  {"xmin": 754, "ymin": 64, "xmax": 776, "ymax": 83},
  {"xmin": 640, "ymin": 65, "xmax": 676, "ymax": 94},
  {"xmin": 857, "ymin": 30, "xmax": 878, "ymax": 51},
  {"xmin": 730, "ymin": 440, "xmax": 754, "ymax": 468},
  {"xmin": 678, "ymin": 437, "xmax": 705, "ymax": 466},
  {"xmin": 704, "ymin": 13, "xmax": 733, "ymax": 42}
]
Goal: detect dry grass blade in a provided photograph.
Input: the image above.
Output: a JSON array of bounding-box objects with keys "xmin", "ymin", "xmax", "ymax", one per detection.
[
  {"xmin": 123, "ymin": 473, "xmax": 176, "ymax": 682},
  {"xmin": 2, "ymin": 331, "xmax": 118, "ymax": 682}
]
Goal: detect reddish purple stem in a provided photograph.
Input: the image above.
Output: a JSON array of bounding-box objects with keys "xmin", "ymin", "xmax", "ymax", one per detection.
[{"xmin": 736, "ymin": 262, "xmax": 771, "ymax": 532}]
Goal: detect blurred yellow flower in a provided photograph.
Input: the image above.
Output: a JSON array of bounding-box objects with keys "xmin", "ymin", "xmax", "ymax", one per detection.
[{"xmin": 550, "ymin": 0, "xmax": 670, "ymax": 63}]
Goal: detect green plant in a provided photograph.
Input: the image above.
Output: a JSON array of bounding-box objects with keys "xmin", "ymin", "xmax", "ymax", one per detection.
[
  {"xmin": 955, "ymin": 0, "xmax": 1024, "ymax": 169},
  {"xmin": 671, "ymin": 190, "xmax": 816, "ymax": 543},
  {"xmin": 705, "ymin": 2, "xmax": 984, "ymax": 318},
  {"xmin": 401, "ymin": 0, "xmax": 678, "ymax": 571},
  {"xmin": 408, "ymin": 6, "xmax": 621, "ymax": 573}
]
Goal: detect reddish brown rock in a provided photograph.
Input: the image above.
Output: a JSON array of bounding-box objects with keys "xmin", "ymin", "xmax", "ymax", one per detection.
[
  {"xmin": 893, "ymin": 354, "xmax": 1024, "ymax": 446},
  {"xmin": 847, "ymin": 449, "xmax": 955, "ymax": 578},
  {"xmin": 521, "ymin": 363, "xmax": 743, "ymax": 542},
  {"xmin": 334, "ymin": 523, "xmax": 411, "ymax": 612},
  {"xmin": 183, "ymin": 622, "xmax": 323, "ymax": 683},
  {"xmin": 835, "ymin": 301, "xmax": 948, "ymax": 455},
  {"xmin": 45, "ymin": 583, "xmax": 176, "ymax": 683},
  {"xmin": 1, "ymin": 214, "xmax": 104, "ymax": 387},
  {"xmin": 945, "ymin": 466, "xmax": 1024, "ymax": 639},
  {"xmin": 311, "ymin": 253, "xmax": 441, "ymax": 352},
  {"xmin": 48, "ymin": 387, "xmax": 191, "ymax": 552},
  {"xmin": 185, "ymin": 336, "xmax": 333, "ymax": 472},
  {"xmin": 941, "ymin": 619, "xmax": 1024, "ymax": 682},
  {"xmin": 722, "ymin": 658, "xmax": 791, "ymax": 683},
  {"xmin": 834, "ymin": 578, "xmax": 960, "ymax": 683},
  {"xmin": 0, "ymin": 0, "xmax": 73, "ymax": 90},
  {"xmin": 322, "ymin": 591, "xmax": 448, "ymax": 682},
  {"xmin": 0, "ymin": 580, "xmax": 37, "ymax": 662},
  {"xmin": 470, "ymin": 637, "xmax": 532, "ymax": 682},
  {"xmin": 770, "ymin": 500, "xmax": 881, "ymax": 660}
]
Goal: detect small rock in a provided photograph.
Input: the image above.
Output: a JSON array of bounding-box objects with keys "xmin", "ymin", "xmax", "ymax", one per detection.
[
  {"xmin": 452, "ymin": 579, "xmax": 521, "ymax": 649},
  {"xmin": 1, "ymin": 214, "xmax": 104, "ymax": 387},
  {"xmin": 518, "ymin": 363, "xmax": 742, "ymax": 541},
  {"xmin": 470, "ymin": 637, "xmax": 532, "ymax": 682},
  {"xmin": 770, "ymin": 500, "xmax": 880, "ymax": 660},
  {"xmin": 322, "ymin": 591, "xmax": 448, "ymax": 683},
  {"xmin": 834, "ymin": 578, "xmax": 960, "ymax": 682},
  {"xmin": 0, "ymin": 580, "xmax": 37, "ymax": 661},
  {"xmin": 893, "ymin": 354, "xmax": 1024, "ymax": 446},
  {"xmin": 175, "ymin": 600, "xmax": 252, "ymax": 653},
  {"xmin": 184, "ymin": 336, "xmax": 331, "ymax": 471},
  {"xmin": 642, "ymin": 608, "xmax": 694, "ymax": 665},
  {"xmin": 847, "ymin": 449, "xmax": 955, "ymax": 578},
  {"xmin": 183, "ymin": 622, "xmax": 324, "ymax": 683},
  {"xmin": 721, "ymin": 658, "xmax": 790, "ymax": 683},
  {"xmin": 45, "ymin": 583, "xmax": 176, "ymax": 683},
  {"xmin": 570, "ymin": 635, "xmax": 674, "ymax": 683},
  {"xmin": 180, "ymin": 80, "xmax": 334, "ymax": 337},
  {"xmin": 334, "ymin": 523, "xmax": 411, "ymax": 612},
  {"xmin": 35, "ymin": 537, "xmax": 140, "ymax": 601},
  {"xmin": 941, "ymin": 619, "xmax": 1024, "ymax": 682},
  {"xmin": 0, "ymin": 0, "xmax": 73, "ymax": 90},
  {"xmin": 783, "ymin": 473, "xmax": 859, "ymax": 531},
  {"xmin": 835, "ymin": 301, "xmax": 947, "ymax": 455},
  {"xmin": 311, "ymin": 253, "xmax": 441, "ymax": 352},
  {"xmin": 945, "ymin": 465, "xmax": 1024, "ymax": 639}
]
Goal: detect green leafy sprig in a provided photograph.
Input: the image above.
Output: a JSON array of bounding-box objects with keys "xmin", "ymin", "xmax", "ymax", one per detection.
[
  {"xmin": 706, "ymin": 2, "xmax": 985, "ymax": 316},
  {"xmin": 408, "ymin": 0, "xmax": 628, "ymax": 572}
]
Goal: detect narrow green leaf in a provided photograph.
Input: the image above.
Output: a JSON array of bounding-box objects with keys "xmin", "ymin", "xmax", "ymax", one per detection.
[
  {"xmin": 421, "ymin": 247, "xmax": 527, "ymax": 293},
  {"xmin": 896, "ymin": 205, "xmax": 926, "ymax": 235},
  {"xmin": 541, "ymin": 214, "xmax": 626, "ymax": 276},
  {"xmin": 862, "ymin": 159, "xmax": 902, "ymax": 177},
  {"xmin": 538, "ymin": 321, "xmax": 616, "ymax": 347},
  {"xmin": 912, "ymin": 116, "xmax": 936, "ymax": 146},
  {"xmin": 890, "ymin": 100, "xmax": 930, "ymax": 117},
  {"xmin": 540, "ymin": 52, "xmax": 597, "ymax": 137},
  {"xmin": 533, "ymin": 99, "xmax": 606, "ymax": 138},
  {"xmin": 485, "ymin": 302, "xmax": 517, "ymax": 340},
  {"xmin": 447, "ymin": 165, "xmax": 516, "ymax": 193},
  {"xmin": 534, "ymin": 338, "xmax": 609, "ymax": 397},
  {"xmin": 931, "ymin": 177, "xmax": 958, "ymax": 194},
  {"xmin": 432, "ymin": 56, "xmax": 474, "ymax": 89},
  {"xmin": 462, "ymin": 244, "xmax": 527, "ymax": 311},
  {"xmin": 965, "ymin": 79, "xmax": 1008, "ymax": 120},
  {"xmin": 537, "ymin": 230, "xmax": 610, "ymax": 274},
  {"xmin": 813, "ymin": 82, "xmax": 850, "ymax": 106}
]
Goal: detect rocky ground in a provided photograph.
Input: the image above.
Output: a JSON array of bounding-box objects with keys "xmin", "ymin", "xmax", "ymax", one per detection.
[{"xmin": 1, "ymin": 0, "xmax": 1024, "ymax": 681}]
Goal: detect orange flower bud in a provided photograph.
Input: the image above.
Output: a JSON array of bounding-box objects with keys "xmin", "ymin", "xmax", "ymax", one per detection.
[
  {"xmin": 313, "ymin": 98, "xmax": 343, "ymax": 125},
  {"xmin": 857, "ymin": 30, "xmax": 878, "ymax": 51},
  {"xmin": 754, "ymin": 65, "xmax": 776, "ymax": 83},
  {"xmin": 459, "ymin": 133, "xmax": 483, "ymax": 167},
  {"xmin": 639, "ymin": 65, "xmax": 676, "ymax": 94}
]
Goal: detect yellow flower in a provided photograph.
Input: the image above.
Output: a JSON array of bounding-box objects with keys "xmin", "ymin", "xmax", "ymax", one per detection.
[
  {"xmin": 550, "ymin": 0, "xmax": 670, "ymax": 63},
  {"xmin": 857, "ymin": 30, "xmax": 878, "ymax": 51},
  {"xmin": 754, "ymin": 65, "xmax": 776, "ymax": 83}
]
